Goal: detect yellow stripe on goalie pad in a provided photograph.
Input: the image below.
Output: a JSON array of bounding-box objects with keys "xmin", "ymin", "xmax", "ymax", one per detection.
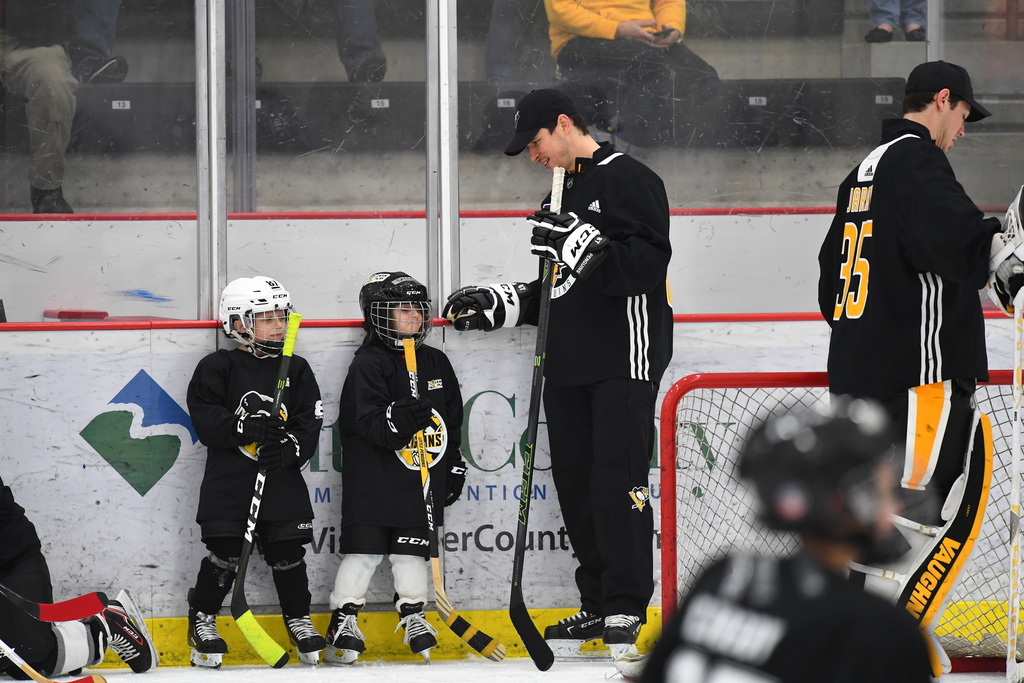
[{"xmin": 904, "ymin": 381, "xmax": 952, "ymax": 491}]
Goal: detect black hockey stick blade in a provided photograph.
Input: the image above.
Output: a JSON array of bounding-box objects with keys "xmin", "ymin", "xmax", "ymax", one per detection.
[
  {"xmin": 510, "ymin": 593, "xmax": 554, "ymax": 670},
  {"xmin": 0, "ymin": 582, "xmax": 108, "ymax": 622}
]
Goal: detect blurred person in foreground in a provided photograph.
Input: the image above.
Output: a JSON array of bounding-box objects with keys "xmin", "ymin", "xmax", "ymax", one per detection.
[{"xmin": 639, "ymin": 399, "xmax": 932, "ymax": 683}]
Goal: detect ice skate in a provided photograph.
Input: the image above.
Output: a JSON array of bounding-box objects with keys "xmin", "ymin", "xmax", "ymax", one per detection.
[
  {"xmin": 284, "ymin": 614, "xmax": 326, "ymax": 665},
  {"xmin": 324, "ymin": 603, "xmax": 365, "ymax": 665},
  {"xmin": 188, "ymin": 606, "xmax": 227, "ymax": 668},
  {"xmin": 396, "ymin": 602, "xmax": 437, "ymax": 662},
  {"xmin": 544, "ymin": 610, "xmax": 603, "ymax": 658},
  {"xmin": 603, "ymin": 614, "xmax": 641, "ymax": 659},
  {"xmin": 104, "ymin": 590, "xmax": 159, "ymax": 672}
]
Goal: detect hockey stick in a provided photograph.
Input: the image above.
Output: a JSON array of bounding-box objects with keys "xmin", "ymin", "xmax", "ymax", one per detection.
[
  {"xmin": 508, "ymin": 166, "xmax": 565, "ymax": 671},
  {"xmin": 1008, "ymin": 287, "xmax": 1024, "ymax": 682},
  {"xmin": 0, "ymin": 636, "xmax": 106, "ymax": 683},
  {"xmin": 0, "ymin": 582, "xmax": 108, "ymax": 622},
  {"xmin": 402, "ymin": 337, "xmax": 506, "ymax": 661},
  {"xmin": 229, "ymin": 312, "xmax": 302, "ymax": 669}
]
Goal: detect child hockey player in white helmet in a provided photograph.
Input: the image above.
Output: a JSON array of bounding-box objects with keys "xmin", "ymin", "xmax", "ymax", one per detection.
[
  {"xmin": 324, "ymin": 272, "xmax": 467, "ymax": 664},
  {"xmin": 184, "ymin": 276, "xmax": 325, "ymax": 667},
  {"xmin": 0, "ymin": 475, "xmax": 158, "ymax": 677}
]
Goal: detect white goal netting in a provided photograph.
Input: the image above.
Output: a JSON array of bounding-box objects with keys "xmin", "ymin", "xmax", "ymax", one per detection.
[{"xmin": 662, "ymin": 371, "xmax": 1021, "ymax": 659}]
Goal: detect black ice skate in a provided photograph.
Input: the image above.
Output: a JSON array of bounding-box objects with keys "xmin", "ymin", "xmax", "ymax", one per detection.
[
  {"xmin": 396, "ymin": 602, "xmax": 437, "ymax": 661},
  {"xmin": 188, "ymin": 605, "xmax": 227, "ymax": 668},
  {"xmin": 284, "ymin": 614, "xmax": 326, "ymax": 665},
  {"xmin": 324, "ymin": 603, "xmax": 365, "ymax": 665},
  {"xmin": 543, "ymin": 610, "xmax": 603, "ymax": 658},
  {"xmin": 603, "ymin": 614, "xmax": 642, "ymax": 659},
  {"xmin": 104, "ymin": 590, "xmax": 159, "ymax": 673}
]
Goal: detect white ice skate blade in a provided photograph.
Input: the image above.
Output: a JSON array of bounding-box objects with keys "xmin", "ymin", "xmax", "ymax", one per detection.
[
  {"xmin": 324, "ymin": 648, "xmax": 361, "ymax": 665},
  {"xmin": 115, "ymin": 589, "xmax": 160, "ymax": 670},
  {"xmin": 549, "ymin": 639, "xmax": 614, "ymax": 661},
  {"xmin": 296, "ymin": 649, "xmax": 323, "ymax": 666},
  {"xmin": 190, "ymin": 649, "xmax": 223, "ymax": 668}
]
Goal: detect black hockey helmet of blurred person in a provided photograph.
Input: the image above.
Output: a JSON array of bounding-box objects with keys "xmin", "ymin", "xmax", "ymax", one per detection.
[
  {"xmin": 738, "ymin": 396, "xmax": 900, "ymax": 552},
  {"xmin": 219, "ymin": 276, "xmax": 293, "ymax": 357},
  {"xmin": 359, "ymin": 271, "xmax": 432, "ymax": 350}
]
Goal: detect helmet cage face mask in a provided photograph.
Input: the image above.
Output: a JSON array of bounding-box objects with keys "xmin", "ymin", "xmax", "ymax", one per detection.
[
  {"xmin": 359, "ymin": 272, "xmax": 432, "ymax": 350},
  {"xmin": 368, "ymin": 300, "xmax": 432, "ymax": 350},
  {"xmin": 220, "ymin": 277, "xmax": 293, "ymax": 357}
]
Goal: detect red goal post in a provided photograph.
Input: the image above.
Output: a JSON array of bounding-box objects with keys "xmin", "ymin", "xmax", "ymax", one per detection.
[{"xmin": 659, "ymin": 369, "xmax": 1018, "ymax": 662}]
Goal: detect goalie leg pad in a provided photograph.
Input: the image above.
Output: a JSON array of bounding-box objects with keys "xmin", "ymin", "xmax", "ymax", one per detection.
[
  {"xmin": 895, "ymin": 411, "xmax": 992, "ymax": 630},
  {"xmin": 52, "ymin": 619, "xmax": 105, "ymax": 676},
  {"xmin": 329, "ymin": 554, "xmax": 382, "ymax": 611}
]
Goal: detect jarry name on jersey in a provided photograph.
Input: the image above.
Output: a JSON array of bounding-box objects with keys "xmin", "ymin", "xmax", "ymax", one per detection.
[
  {"xmin": 905, "ymin": 536, "xmax": 962, "ymax": 619},
  {"xmin": 845, "ymin": 185, "xmax": 873, "ymax": 213}
]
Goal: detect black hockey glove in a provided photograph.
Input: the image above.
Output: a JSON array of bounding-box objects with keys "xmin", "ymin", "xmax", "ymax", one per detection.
[
  {"xmin": 235, "ymin": 414, "xmax": 287, "ymax": 446},
  {"xmin": 257, "ymin": 433, "xmax": 300, "ymax": 471},
  {"xmin": 445, "ymin": 462, "xmax": 467, "ymax": 506},
  {"xmin": 528, "ymin": 210, "xmax": 609, "ymax": 281},
  {"xmin": 442, "ymin": 283, "xmax": 530, "ymax": 332},
  {"xmin": 386, "ymin": 397, "xmax": 434, "ymax": 439}
]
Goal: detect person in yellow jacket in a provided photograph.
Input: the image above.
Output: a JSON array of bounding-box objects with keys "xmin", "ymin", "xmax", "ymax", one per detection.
[{"xmin": 544, "ymin": 0, "xmax": 717, "ymax": 146}]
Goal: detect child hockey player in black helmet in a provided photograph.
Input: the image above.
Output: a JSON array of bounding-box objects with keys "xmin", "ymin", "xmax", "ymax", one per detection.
[
  {"xmin": 639, "ymin": 399, "xmax": 931, "ymax": 683},
  {"xmin": 0, "ymin": 476, "xmax": 158, "ymax": 678},
  {"xmin": 184, "ymin": 276, "xmax": 325, "ymax": 667},
  {"xmin": 324, "ymin": 271, "xmax": 467, "ymax": 664}
]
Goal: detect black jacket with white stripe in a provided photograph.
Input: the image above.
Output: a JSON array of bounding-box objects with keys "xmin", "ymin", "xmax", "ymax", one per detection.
[
  {"xmin": 524, "ymin": 142, "xmax": 673, "ymax": 388},
  {"xmin": 818, "ymin": 118, "xmax": 1001, "ymax": 401}
]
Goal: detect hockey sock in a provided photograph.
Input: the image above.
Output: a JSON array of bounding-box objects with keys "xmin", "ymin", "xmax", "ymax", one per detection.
[
  {"xmin": 390, "ymin": 553, "xmax": 429, "ymax": 608},
  {"xmin": 190, "ymin": 554, "xmax": 236, "ymax": 614},
  {"xmin": 51, "ymin": 618, "xmax": 105, "ymax": 676},
  {"xmin": 329, "ymin": 554, "xmax": 382, "ymax": 610},
  {"xmin": 271, "ymin": 559, "xmax": 313, "ymax": 617}
]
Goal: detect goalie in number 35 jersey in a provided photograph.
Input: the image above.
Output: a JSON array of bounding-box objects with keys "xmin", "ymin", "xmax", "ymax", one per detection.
[{"xmin": 817, "ymin": 60, "xmax": 1024, "ymax": 677}]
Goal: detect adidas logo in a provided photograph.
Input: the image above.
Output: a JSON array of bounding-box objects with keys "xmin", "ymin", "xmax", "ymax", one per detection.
[{"xmin": 588, "ymin": 200, "xmax": 601, "ymax": 213}]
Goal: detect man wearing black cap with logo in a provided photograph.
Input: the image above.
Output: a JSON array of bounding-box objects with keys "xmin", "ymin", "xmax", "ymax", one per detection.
[
  {"xmin": 442, "ymin": 88, "xmax": 672, "ymax": 656},
  {"xmin": 817, "ymin": 61, "xmax": 1024, "ymax": 678}
]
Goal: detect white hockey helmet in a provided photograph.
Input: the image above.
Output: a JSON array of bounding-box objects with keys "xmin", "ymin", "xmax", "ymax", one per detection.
[{"xmin": 219, "ymin": 276, "xmax": 293, "ymax": 356}]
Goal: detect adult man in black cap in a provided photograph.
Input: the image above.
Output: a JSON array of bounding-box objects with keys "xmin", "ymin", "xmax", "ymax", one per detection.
[
  {"xmin": 442, "ymin": 88, "xmax": 673, "ymax": 655},
  {"xmin": 818, "ymin": 60, "xmax": 1024, "ymax": 677}
]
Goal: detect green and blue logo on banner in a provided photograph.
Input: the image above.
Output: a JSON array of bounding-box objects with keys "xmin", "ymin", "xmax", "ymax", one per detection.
[{"xmin": 80, "ymin": 370, "xmax": 198, "ymax": 496}]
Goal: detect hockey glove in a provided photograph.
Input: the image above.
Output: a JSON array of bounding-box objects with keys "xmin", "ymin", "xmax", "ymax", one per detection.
[
  {"xmin": 445, "ymin": 462, "xmax": 467, "ymax": 506},
  {"xmin": 235, "ymin": 414, "xmax": 287, "ymax": 446},
  {"xmin": 442, "ymin": 283, "xmax": 531, "ymax": 332},
  {"xmin": 987, "ymin": 185, "xmax": 1024, "ymax": 315},
  {"xmin": 386, "ymin": 397, "xmax": 434, "ymax": 439},
  {"xmin": 257, "ymin": 432, "xmax": 301, "ymax": 471},
  {"xmin": 528, "ymin": 210, "xmax": 609, "ymax": 280}
]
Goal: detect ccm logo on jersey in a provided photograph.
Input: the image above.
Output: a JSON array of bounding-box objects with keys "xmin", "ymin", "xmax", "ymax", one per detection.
[
  {"xmin": 905, "ymin": 536, "xmax": 962, "ymax": 619},
  {"xmin": 397, "ymin": 537, "xmax": 429, "ymax": 546}
]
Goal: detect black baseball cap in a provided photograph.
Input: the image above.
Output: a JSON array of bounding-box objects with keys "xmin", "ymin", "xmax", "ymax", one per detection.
[
  {"xmin": 905, "ymin": 60, "xmax": 991, "ymax": 122},
  {"xmin": 504, "ymin": 89, "xmax": 578, "ymax": 156}
]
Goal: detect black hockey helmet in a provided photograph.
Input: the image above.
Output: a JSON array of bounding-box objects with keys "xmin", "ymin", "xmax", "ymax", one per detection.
[
  {"xmin": 738, "ymin": 396, "xmax": 897, "ymax": 545},
  {"xmin": 358, "ymin": 271, "xmax": 432, "ymax": 350}
]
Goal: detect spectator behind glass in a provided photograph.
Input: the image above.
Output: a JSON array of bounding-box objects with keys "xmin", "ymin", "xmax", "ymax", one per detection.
[
  {"xmin": 865, "ymin": 0, "xmax": 926, "ymax": 43},
  {"xmin": 545, "ymin": 0, "xmax": 718, "ymax": 147},
  {"xmin": 71, "ymin": 0, "xmax": 128, "ymax": 82},
  {"xmin": 485, "ymin": 0, "xmax": 548, "ymax": 81},
  {"xmin": 334, "ymin": 0, "xmax": 386, "ymax": 82},
  {"xmin": 0, "ymin": 0, "xmax": 78, "ymax": 213}
]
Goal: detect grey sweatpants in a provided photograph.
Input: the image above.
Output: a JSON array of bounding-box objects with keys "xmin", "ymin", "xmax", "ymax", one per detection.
[{"xmin": 0, "ymin": 34, "xmax": 77, "ymax": 190}]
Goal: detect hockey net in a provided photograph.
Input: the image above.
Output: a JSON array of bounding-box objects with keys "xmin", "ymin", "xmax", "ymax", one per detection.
[{"xmin": 660, "ymin": 370, "xmax": 1020, "ymax": 660}]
